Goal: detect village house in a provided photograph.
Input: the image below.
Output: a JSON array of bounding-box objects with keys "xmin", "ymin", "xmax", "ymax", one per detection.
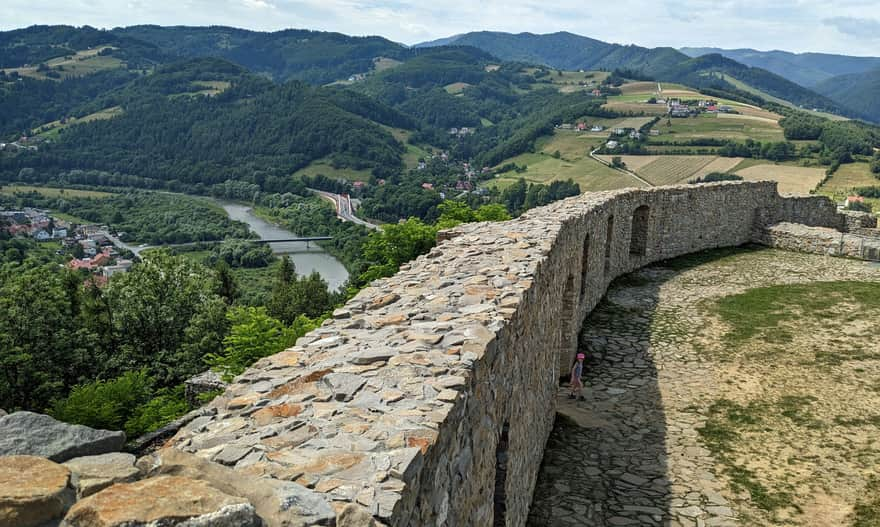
[
  {"xmin": 33, "ymin": 230, "xmax": 51, "ymax": 241},
  {"xmin": 845, "ymin": 196, "xmax": 866, "ymax": 209},
  {"xmin": 605, "ymin": 140, "xmax": 620, "ymax": 149},
  {"xmin": 102, "ymin": 259, "xmax": 133, "ymax": 278},
  {"xmin": 576, "ymin": 122, "xmax": 587, "ymax": 131},
  {"xmin": 590, "ymin": 125, "xmax": 604, "ymax": 132}
]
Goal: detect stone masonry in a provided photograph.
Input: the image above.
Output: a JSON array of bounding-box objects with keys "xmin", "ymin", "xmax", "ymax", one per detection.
[
  {"xmin": 157, "ymin": 181, "xmax": 874, "ymax": 526},
  {"xmin": 5, "ymin": 182, "xmax": 875, "ymax": 526}
]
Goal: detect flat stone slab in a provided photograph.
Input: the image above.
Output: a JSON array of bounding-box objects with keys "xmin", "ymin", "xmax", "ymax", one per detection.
[
  {"xmin": 0, "ymin": 412, "xmax": 125, "ymax": 462},
  {"xmin": 63, "ymin": 453, "xmax": 140, "ymax": 498},
  {"xmin": 0, "ymin": 455, "xmax": 73, "ymax": 527},
  {"xmin": 61, "ymin": 475, "xmax": 258, "ymax": 527}
]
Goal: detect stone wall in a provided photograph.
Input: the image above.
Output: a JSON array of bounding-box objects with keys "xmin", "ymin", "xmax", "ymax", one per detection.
[
  {"xmin": 762, "ymin": 222, "xmax": 880, "ymax": 261},
  {"xmin": 154, "ymin": 181, "xmax": 869, "ymax": 527}
]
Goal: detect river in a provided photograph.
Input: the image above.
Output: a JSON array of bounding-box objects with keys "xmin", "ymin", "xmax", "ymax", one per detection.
[{"xmin": 220, "ymin": 202, "xmax": 350, "ymax": 291}]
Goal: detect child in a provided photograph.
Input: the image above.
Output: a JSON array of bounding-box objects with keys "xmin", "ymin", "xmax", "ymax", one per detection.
[{"xmin": 569, "ymin": 353, "xmax": 586, "ymax": 401}]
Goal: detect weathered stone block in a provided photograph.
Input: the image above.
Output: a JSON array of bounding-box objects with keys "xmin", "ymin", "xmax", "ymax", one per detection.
[
  {"xmin": 63, "ymin": 452, "xmax": 140, "ymax": 498},
  {"xmin": 0, "ymin": 455, "xmax": 74, "ymax": 527},
  {"xmin": 61, "ymin": 475, "xmax": 258, "ymax": 527},
  {"xmin": 0, "ymin": 412, "xmax": 125, "ymax": 462}
]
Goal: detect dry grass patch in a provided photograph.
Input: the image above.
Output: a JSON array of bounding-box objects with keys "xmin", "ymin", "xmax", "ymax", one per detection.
[
  {"xmin": 444, "ymin": 82, "xmax": 471, "ymax": 94},
  {"xmin": 736, "ymin": 164, "xmax": 826, "ymax": 195},
  {"xmin": 618, "ymin": 81, "xmax": 658, "ymax": 94}
]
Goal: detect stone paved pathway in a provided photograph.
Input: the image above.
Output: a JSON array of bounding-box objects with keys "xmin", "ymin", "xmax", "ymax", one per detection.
[{"xmin": 527, "ymin": 248, "xmax": 880, "ymax": 527}]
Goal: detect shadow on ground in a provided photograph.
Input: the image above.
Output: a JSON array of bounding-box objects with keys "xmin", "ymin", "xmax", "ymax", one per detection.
[{"xmin": 526, "ymin": 250, "xmax": 743, "ymax": 527}]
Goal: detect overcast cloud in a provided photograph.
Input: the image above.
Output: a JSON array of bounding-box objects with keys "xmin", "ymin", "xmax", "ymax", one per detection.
[{"xmin": 1, "ymin": 0, "xmax": 879, "ymax": 56}]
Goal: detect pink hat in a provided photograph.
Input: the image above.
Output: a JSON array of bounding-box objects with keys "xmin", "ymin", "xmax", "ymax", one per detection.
[{"xmin": 576, "ymin": 353, "xmax": 585, "ymax": 360}]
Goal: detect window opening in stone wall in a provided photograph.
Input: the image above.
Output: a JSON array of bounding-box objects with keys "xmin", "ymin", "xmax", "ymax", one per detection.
[
  {"xmin": 604, "ymin": 215, "xmax": 614, "ymax": 274},
  {"xmin": 580, "ymin": 234, "xmax": 591, "ymax": 298},
  {"xmin": 493, "ymin": 422, "xmax": 510, "ymax": 527},
  {"xmin": 559, "ymin": 274, "xmax": 577, "ymax": 382},
  {"xmin": 630, "ymin": 205, "xmax": 650, "ymax": 257}
]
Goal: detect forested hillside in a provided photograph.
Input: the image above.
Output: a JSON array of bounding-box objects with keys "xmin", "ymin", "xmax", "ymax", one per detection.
[
  {"xmin": 417, "ymin": 31, "xmax": 686, "ymax": 77},
  {"xmin": 1, "ymin": 58, "xmax": 406, "ymax": 191},
  {"xmin": 417, "ymin": 31, "xmax": 858, "ymax": 120},
  {"xmin": 814, "ymin": 69, "xmax": 880, "ymax": 125},
  {"xmin": 111, "ymin": 25, "xmax": 410, "ymax": 84},
  {"xmin": 680, "ymin": 47, "xmax": 880, "ymax": 87}
]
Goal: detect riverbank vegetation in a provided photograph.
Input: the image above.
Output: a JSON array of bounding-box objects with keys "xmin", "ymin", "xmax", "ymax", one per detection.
[{"xmin": 0, "ymin": 188, "xmax": 252, "ymax": 244}]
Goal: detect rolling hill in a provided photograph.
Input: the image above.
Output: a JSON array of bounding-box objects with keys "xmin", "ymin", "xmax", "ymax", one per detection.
[
  {"xmin": 680, "ymin": 47, "xmax": 880, "ymax": 87},
  {"xmin": 416, "ymin": 31, "xmax": 685, "ymax": 77},
  {"xmin": 110, "ymin": 25, "xmax": 411, "ymax": 84},
  {"xmin": 814, "ymin": 68, "xmax": 880, "ymax": 124},
  {"xmin": 416, "ymin": 31, "xmax": 855, "ymax": 120}
]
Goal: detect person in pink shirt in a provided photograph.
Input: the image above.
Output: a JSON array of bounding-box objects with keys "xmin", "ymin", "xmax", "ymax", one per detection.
[{"xmin": 569, "ymin": 353, "xmax": 586, "ymax": 401}]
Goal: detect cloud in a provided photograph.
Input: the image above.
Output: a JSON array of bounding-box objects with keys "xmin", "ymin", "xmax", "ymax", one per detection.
[
  {"xmin": 2, "ymin": 0, "xmax": 880, "ymax": 55},
  {"xmin": 823, "ymin": 16, "xmax": 880, "ymax": 39}
]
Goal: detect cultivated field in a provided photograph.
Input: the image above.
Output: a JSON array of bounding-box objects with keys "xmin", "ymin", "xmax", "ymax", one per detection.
[
  {"xmin": 615, "ymin": 116, "xmax": 656, "ymax": 129},
  {"xmin": 603, "ymin": 102, "xmax": 669, "ymax": 115},
  {"xmin": 689, "ymin": 157, "xmax": 746, "ymax": 180},
  {"xmin": 637, "ymin": 156, "xmax": 717, "ymax": 185},
  {"xmin": 1, "ymin": 46, "xmax": 124, "ymax": 80},
  {"xmin": 490, "ymin": 133, "xmax": 642, "ymax": 191},
  {"xmin": 650, "ymin": 113, "xmax": 783, "ymax": 142},
  {"xmin": 817, "ymin": 162, "xmax": 880, "ymax": 209},
  {"xmin": 33, "ymin": 106, "xmax": 124, "ymax": 137},
  {"xmin": 735, "ymin": 164, "xmax": 826, "ymax": 195},
  {"xmin": 817, "ymin": 162, "xmax": 878, "ymax": 194},
  {"xmin": 595, "ymin": 154, "xmax": 661, "ymax": 172}
]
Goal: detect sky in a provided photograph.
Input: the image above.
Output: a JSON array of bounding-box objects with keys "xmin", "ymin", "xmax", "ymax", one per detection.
[{"xmin": 2, "ymin": 0, "xmax": 880, "ymax": 56}]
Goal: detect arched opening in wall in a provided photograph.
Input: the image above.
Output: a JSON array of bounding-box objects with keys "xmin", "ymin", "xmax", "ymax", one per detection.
[
  {"xmin": 630, "ymin": 205, "xmax": 650, "ymax": 257},
  {"xmin": 558, "ymin": 273, "xmax": 578, "ymax": 382},
  {"xmin": 580, "ymin": 234, "xmax": 591, "ymax": 298},
  {"xmin": 604, "ymin": 215, "xmax": 614, "ymax": 274},
  {"xmin": 493, "ymin": 422, "xmax": 510, "ymax": 527}
]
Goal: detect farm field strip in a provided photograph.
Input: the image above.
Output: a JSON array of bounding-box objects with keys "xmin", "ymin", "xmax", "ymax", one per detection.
[
  {"xmin": 638, "ymin": 156, "xmax": 717, "ymax": 185},
  {"xmin": 689, "ymin": 157, "xmax": 745, "ymax": 180},
  {"xmin": 735, "ymin": 164, "xmax": 826, "ymax": 195},
  {"xmin": 595, "ymin": 155, "xmax": 661, "ymax": 172}
]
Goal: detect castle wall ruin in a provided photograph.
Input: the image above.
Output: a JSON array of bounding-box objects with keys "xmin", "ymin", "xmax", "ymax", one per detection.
[{"xmin": 157, "ymin": 181, "xmax": 873, "ymax": 527}]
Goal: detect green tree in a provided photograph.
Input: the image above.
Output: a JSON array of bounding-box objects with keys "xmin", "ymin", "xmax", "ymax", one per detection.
[
  {"xmin": 359, "ymin": 218, "xmax": 438, "ymax": 283},
  {"xmin": 206, "ymin": 307, "xmax": 311, "ymax": 380},
  {"xmin": 103, "ymin": 252, "xmax": 228, "ymax": 387},
  {"xmin": 49, "ymin": 369, "xmax": 153, "ymax": 434},
  {"xmin": 214, "ymin": 260, "xmax": 239, "ymax": 305},
  {"xmin": 0, "ymin": 266, "xmax": 98, "ymax": 410}
]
